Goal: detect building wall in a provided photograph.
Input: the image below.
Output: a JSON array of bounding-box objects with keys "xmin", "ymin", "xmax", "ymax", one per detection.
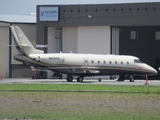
[
  {"xmin": 119, "ymin": 26, "xmax": 160, "ymax": 67},
  {"xmin": 0, "ymin": 26, "xmax": 9, "ymax": 77},
  {"xmin": 37, "ymin": 2, "xmax": 160, "ymax": 26},
  {"xmin": 36, "ymin": 3, "xmax": 160, "ymax": 55},
  {"xmin": 36, "ymin": 3, "xmax": 160, "ymax": 78}
]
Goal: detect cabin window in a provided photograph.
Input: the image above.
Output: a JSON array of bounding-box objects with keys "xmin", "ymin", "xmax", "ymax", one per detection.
[
  {"xmin": 127, "ymin": 62, "xmax": 129, "ymax": 65},
  {"xmin": 121, "ymin": 61, "xmax": 123, "ymax": 64},
  {"xmin": 91, "ymin": 60, "xmax": 94, "ymax": 64},
  {"xmin": 98, "ymin": 61, "xmax": 100, "ymax": 64},
  {"xmin": 134, "ymin": 59, "xmax": 142, "ymax": 63},
  {"xmin": 134, "ymin": 59, "xmax": 139, "ymax": 63},
  {"xmin": 109, "ymin": 61, "xmax": 112, "ymax": 64},
  {"xmin": 115, "ymin": 61, "xmax": 118, "ymax": 64},
  {"xmin": 103, "ymin": 61, "xmax": 106, "ymax": 64}
]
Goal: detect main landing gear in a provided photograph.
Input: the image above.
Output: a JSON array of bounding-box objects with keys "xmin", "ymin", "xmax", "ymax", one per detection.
[
  {"xmin": 117, "ymin": 75, "xmax": 135, "ymax": 82},
  {"xmin": 67, "ymin": 76, "xmax": 73, "ymax": 82},
  {"xmin": 66, "ymin": 76, "xmax": 84, "ymax": 82}
]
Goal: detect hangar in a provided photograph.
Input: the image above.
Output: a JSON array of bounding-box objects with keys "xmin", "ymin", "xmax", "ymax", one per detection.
[{"xmin": 36, "ymin": 2, "xmax": 160, "ymax": 78}]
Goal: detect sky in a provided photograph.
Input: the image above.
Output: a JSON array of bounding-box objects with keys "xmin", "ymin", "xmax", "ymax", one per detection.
[{"xmin": 0, "ymin": 0, "xmax": 160, "ymax": 15}]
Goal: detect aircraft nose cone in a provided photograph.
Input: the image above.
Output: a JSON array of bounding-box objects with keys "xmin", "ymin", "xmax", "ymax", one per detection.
[
  {"xmin": 143, "ymin": 64, "xmax": 158, "ymax": 75},
  {"xmin": 149, "ymin": 67, "xmax": 158, "ymax": 75},
  {"xmin": 152, "ymin": 69, "xmax": 158, "ymax": 75}
]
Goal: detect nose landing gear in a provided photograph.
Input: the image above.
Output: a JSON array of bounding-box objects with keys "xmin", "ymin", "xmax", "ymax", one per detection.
[{"xmin": 129, "ymin": 75, "xmax": 134, "ymax": 82}]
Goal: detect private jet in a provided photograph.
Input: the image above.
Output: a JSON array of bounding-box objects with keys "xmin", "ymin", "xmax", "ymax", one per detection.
[{"xmin": 10, "ymin": 26, "xmax": 157, "ymax": 82}]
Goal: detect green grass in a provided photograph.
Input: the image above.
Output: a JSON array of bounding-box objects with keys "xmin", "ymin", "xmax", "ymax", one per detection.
[
  {"xmin": 0, "ymin": 92, "xmax": 160, "ymax": 120},
  {"xmin": 0, "ymin": 84, "xmax": 160, "ymax": 119},
  {"xmin": 0, "ymin": 84, "xmax": 160, "ymax": 94}
]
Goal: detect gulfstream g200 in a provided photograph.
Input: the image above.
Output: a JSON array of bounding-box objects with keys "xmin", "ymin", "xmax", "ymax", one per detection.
[{"xmin": 10, "ymin": 26, "xmax": 157, "ymax": 82}]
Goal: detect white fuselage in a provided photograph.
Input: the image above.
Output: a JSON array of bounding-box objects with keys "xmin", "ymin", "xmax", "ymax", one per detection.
[{"xmin": 28, "ymin": 53, "xmax": 157, "ymax": 76}]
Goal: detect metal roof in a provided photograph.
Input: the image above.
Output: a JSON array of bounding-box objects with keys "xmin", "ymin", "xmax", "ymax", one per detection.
[{"xmin": 0, "ymin": 15, "xmax": 36, "ymax": 23}]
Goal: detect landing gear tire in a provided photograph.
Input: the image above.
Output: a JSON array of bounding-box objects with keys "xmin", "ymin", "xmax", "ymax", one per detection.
[
  {"xmin": 77, "ymin": 77, "xmax": 83, "ymax": 82},
  {"xmin": 98, "ymin": 78, "xmax": 101, "ymax": 82},
  {"xmin": 129, "ymin": 78, "xmax": 135, "ymax": 82},
  {"xmin": 67, "ymin": 76, "xmax": 73, "ymax": 82},
  {"xmin": 129, "ymin": 76, "xmax": 134, "ymax": 82}
]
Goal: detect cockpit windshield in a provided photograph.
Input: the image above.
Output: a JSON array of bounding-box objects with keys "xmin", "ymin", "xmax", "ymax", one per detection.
[{"xmin": 134, "ymin": 59, "xmax": 143, "ymax": 63}]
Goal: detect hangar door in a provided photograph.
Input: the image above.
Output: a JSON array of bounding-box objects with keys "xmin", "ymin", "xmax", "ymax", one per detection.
[
  {"xmin": 111, "ymin": 28, "xmax": 119, "ymax": 55},
  {"xmin": 77, "ymin": 26, "xmax": 110, "ymax": 54},
  {"xmin": 47, "ymin": 27, "xmax": 62, "ymax": 53}
]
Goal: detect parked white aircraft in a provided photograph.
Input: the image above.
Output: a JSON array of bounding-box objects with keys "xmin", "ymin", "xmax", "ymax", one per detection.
[{"xmin": 10, "ymin": 26, "xmax": 157, "ymax": 82}]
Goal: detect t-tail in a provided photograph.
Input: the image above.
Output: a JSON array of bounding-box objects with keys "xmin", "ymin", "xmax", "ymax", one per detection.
[{"xmin": 10, "ymin": 26, "xmax": 43, "ymax": 56}]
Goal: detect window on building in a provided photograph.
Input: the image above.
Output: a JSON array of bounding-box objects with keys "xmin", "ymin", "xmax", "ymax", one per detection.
[
  {"xmin": 55, "ymin": 30, "xmax": 62, "ymax": 39},
  {"xmin": 155, "ymin": 31, "xmax": 160, "ymax": 40},
  {"xmin": 130, "ymin": 31, "xmax": 138, "ymax": 40}
]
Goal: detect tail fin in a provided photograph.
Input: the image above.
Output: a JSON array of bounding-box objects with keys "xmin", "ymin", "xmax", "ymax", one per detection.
[{"xmin": 10, "ymin": 26, "xmax": 43, "ymax": 56}]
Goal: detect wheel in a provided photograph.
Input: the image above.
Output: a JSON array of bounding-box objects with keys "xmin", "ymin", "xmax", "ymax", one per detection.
[
  {"xmin": 129, "ymin": 76, "xmax": 134, "ymax": 82},
  {"xmin": 67, "ymin": 76, "xmax": 73, "ymax": 82},
  {"xmin": 77, "ymin": 77, "xmax": 83, "ymax": 82},
  {"xmin": 98, "ymin": 78, "xmax": 101, "ymax": 82},
  {"xmin": 130, "ymin": 78, "xmax": 134, "ymax": 82}
]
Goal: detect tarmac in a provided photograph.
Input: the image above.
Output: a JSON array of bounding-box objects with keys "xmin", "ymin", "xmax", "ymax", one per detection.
[{"xmin": 0, "ymin": 78, "xmax": 160, "ymax": 86}]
